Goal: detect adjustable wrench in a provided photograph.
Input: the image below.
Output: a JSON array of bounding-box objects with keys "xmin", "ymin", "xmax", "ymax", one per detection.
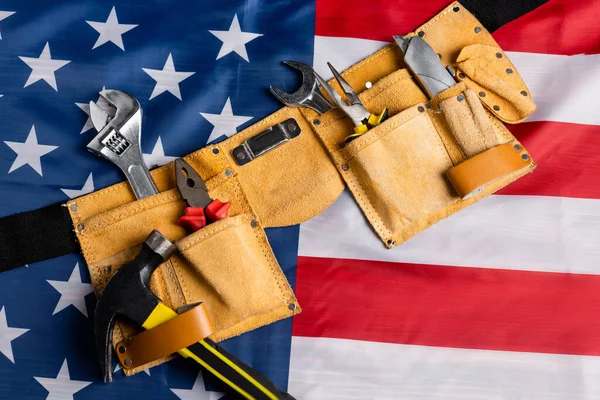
[
  {"xmin": 87, "ymin": 89, "xmax": 158, "ymax": 199},
  {"xmin": 270, "ymin": 60, "xmax": 334, "ymax": 114}
]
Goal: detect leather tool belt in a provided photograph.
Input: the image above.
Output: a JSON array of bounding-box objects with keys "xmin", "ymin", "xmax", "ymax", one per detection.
[{"xmin": 0, "ymin": 0, "xmax": 546, "ymax": 374}]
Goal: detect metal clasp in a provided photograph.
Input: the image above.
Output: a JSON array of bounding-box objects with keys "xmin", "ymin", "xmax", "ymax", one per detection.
[{"xmin": 232, "ymin": 118, "xmax": 301, "ymax": 166}]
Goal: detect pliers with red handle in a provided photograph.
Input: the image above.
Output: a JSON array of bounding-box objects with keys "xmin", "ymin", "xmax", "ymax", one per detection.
[{"xmin": 175, "ymin": 158, "xmax": 231, "ymax": 232}]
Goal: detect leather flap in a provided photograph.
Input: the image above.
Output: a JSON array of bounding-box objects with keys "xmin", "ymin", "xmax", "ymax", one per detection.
[{"xmin": 456, "ymin": 43, "xmax": 536, "ymax": 123}]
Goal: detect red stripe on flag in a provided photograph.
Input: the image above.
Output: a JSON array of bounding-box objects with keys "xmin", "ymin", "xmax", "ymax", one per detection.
[
  {"xmin": 315, "ymin": 0, "xmax": 600, "ymax": 55},
  {"xmin": 293, "ymin": 256, "xmax": 600, "ymax": 356},
  {"xmin": 501, "ymin": 121, "xmax": 600, "ymax": 199}
]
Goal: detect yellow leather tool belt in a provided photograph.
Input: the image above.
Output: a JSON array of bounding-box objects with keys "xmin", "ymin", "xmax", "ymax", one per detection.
[{"xmin": 1, "ymin": 2, "xmax": 539, "ymax": 375}]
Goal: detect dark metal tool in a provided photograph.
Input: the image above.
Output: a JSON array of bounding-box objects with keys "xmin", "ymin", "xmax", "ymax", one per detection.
[
  {"xmin": 175, "ymin": 158, "xmax": 231, "ymax": 232},
  {"xmin": 87, "ymin": 89, "xmax": 158, "ymax": 199},
  {"xmin": 94, "ymin": 229, "xmax": 295, "ymax": 399},
  {"xmin": 231, "ymin": 118, "xmax": 301, "ymax": 166},
  {"xmin": 269, "ymin": 61, "xmax": 334, "ymax": 114},
  {"xmin": 393, "ymin": 35, "xmax": 457, "ymax": 98}
]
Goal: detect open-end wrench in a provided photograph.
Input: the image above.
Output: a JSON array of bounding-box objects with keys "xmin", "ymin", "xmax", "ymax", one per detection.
[
  {"xmin": 269, "ymin": 60, "xmax": 334, "ymax": 114},
  {"xmin": 87, "ymin": 89, "xmax": 158, "ymax": 199}
]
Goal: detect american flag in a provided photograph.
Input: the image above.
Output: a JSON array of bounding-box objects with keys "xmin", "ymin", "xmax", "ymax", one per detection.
[{"xmin": 0, "ymin": 0, "xmax": 597, "ymax": 399}]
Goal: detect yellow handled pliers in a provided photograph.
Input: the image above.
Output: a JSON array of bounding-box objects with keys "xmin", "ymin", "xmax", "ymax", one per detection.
[{"xmin": 315, "ymin": 62, "xmax": 388, "ymax": 144}]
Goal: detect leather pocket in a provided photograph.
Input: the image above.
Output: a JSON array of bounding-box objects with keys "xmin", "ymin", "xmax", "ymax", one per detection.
[
  {"xmin": 175, "ymin": 213, "xmax": 299, "ymax": 342},
  {"xmin": 70, "ymin": 178, "xmax": 298, "ymax": 374},
  {"xmin": 339, "ymin": 104, "xmax": 458, "ymax": 247}
]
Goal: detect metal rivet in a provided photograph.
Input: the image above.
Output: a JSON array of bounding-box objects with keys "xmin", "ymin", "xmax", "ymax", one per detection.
[
  {"xmin": 418, "ymin": 106, "xmax": 425, "ymax": 112},
  {"xmin": 522, "ymin": 154, "xmax": 530, "ymax": 161},
  {"xmin": 104, "ymin": 266, "xmax": 112, "ymax": 275},
  {"xmin": 493, "ymin": 105, "xmax": 500, "ymax": 111},
  {"xmin": 288, "ymin": 123, "xmax": 297, "ymax": 131},
  {"xmin": 313, "ymin": 119, "xmax": 320, "ymax": 126},
  {"xmin": 77, "ymin": 224, "xmax": 84, "ymax": 232},
  {"xmin": 521, "ymin": 91, "xmax": 528, "ymax": 96},
  {"xmin": 365, "ymin": 81, "xmax": 372, "ymax": 89},
  {"xmin": 212, "ymin": 148, "xmax": 219, "ymax": 154},
  {"xmin": 425, "ymin": 103, "xmax": 431, "ymax": 109},
  {"xmin": 418, "ymin": 31, "xmax": 425, "ymax": 37},
  {"xmin": 70, "ymin": 203, "xmax": 78, "ymax": 211},
  {"xmin": 387, "ymin": 239, "xmax": 395, "ymax": 246},
  {"xmin": 124, "ymin": 359, "xmax": 132, "ymax": 367},
  {"xmin": 236, "ymin": 152, "xmax": 246, "ymax": 160},
  {"xmin": 479, "ymin": 91, "xmax": 486, "ymax": 98},
  {"xmin": 118, "ymin": 345, "xmax": 126, "ymax": 354},
  {"xmin": 514, "ymin": 144, "xmax": 522, "ymax": 151},
  {"xmin": 250, "ymin": 220, "xmax": 258, "ymax": 228},
  {"xmin": 288, "ymin": 303, "xmax": 296, "ymax": 311},
  {"xmin": 506, "ymin": 68, "xmax": 513, "ymax": 75},
  {"xmin": 225, "ymin": 169, "xmax": 232, "ymax": 176},
  {"xmin": 474, "ymin": 27, "xmax": 482, "ymax": 34},
  {"xmin": 457, "ymin": 94, "xmax": 464, "ymax": 102},
  {"xmin": 496, "ymin": 53, "xmax": 503, "ymax": 59},
  {"xmin": 458, "ymin": 72, "xmax": 466, "ymax": 79},
  {"xmin": 453, "ymin": 6, "xmax": 460, "ymax": 12},
  {"xmin": 341, "ymin": 164, "xmax": 349, "ymax": 171}
]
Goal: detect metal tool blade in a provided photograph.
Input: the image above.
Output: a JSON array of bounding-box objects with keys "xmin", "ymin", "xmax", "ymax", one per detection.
[
  {"xmin": 393, "ymin": 35, "xmax": 456, "ymax": 98},
  {"xmin": 89, "ymin": 100, "xmax": 110, "ymax": 132}
]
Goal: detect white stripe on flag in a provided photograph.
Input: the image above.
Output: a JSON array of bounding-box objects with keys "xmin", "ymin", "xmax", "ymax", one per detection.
[
  {"xmin": 288, "ymin": 336, "xmax": 600, "ymax": 400},
  {"xmin": 298, "ymin": 191, "xmax": 600, "ymax": 274},
  {"xmin": 314, "ymin": 36, "xmax": 600, "ymax": 126}
]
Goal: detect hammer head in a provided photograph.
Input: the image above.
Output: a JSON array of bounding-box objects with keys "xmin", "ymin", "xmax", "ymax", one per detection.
[
  {"xmin": 86, "ymin": 89, "xmax": 143, "ymax": 167},
  {"xmin": 94, "ymin": 230, "xmax": 176, "ymax": 383}
]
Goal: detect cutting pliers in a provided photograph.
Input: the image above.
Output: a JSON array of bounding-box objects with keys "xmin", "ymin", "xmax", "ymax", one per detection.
[
  {"xmin": 315, "ymin": 62, "xmax": 388, "ymax": 143},
  {"xmin": 175, "ymin": 158, "xmax": 231, "ymax": 232}
]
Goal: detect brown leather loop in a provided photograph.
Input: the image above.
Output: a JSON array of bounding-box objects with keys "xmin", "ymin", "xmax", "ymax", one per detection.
[
  {"xmin": 446, "ymin": 141, "xmax": 533, "ymax": 199},
  {"xmin": 115, "ymin": 303, "xmax": 215, "ymax": 370}
]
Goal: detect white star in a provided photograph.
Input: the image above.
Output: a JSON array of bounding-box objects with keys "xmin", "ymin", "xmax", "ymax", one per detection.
[
  {"xmin": 61, "ymin": 173, "xmax": 95, "ymax": 199},
  {"xmin": 47, "ymin": 263, "xmax": 94, "ymax": 317},
  {"xmin": 86, "ymin": 6, "xmax": 137, "ymax": 50},
  {"xmin": 114, "ymin": 363, "xmax": 150, "ymax": 376},
  {"xmin": 0, "ymin": 11, "xmax": 15, "ymax": 40},
  {"xmin": 143, "ymin": 137, "xmax": 177, "ymax": 169},
  {"xmin": 0, "ymin": 307, "xmax": 28, "ymax": 363},
  {"xmin": 75, "ymin": 86, "xmax": 112, "ymax": 134},
  {"xmin": 200, "ymin": 98, "xmax": 253, "ymax": 143},
  {"xmin": 209, "ymin": 14, "xmax": 262, "ymax": 62},
  {"xmin": 142, "ymin": 53, "xmax": 195, "ymax": 100},
  {"xmin": 4, "ymin": 125, "xmax": 58, "ymax": 176},
  {"xmin": 19, "ymin": 42, "xmax": 70, "ymax": 91},
  {"xmin": 34, "ymin": 359, "xmax": 92, "ymax": 400},
  {"xmin": 170, "ymin": 371, "xmax": 224, "ymax": 400}
]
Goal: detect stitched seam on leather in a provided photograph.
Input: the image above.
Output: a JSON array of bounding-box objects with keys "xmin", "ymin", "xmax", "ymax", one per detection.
[
  {"xmin": 76, "ymin": 163, "xmax": 175, "ymax": 210},
  {"xmin": 179, "ymin": 216, "xmax": 247, "ymax": 251},
  {"xmin": 84, "ymin": 192, "xmax": 181, "ymax": 231},
  {"xmin": 430, "ymin": 111, "xmax": 465, "ymax": 164},
  {"xmin": 344, "ymin": 108, "xmax": 421, "ymax": 155},
  {"xmin": 423, "ymin": 112, "xmax": 454, "ymax": 166},
  {"xmin": 166, "ymin": 257, "xmax": 186, "ymax": 306},
  {"xmin": 360, "ymin": 73, "xmax": 414, "ymax": 104},
  {"xmin": 251, "ymin": 219, "xmax": 290, "ymax": 303},
  {"xmin": 416, "ymin": 3, "xmax": 455, "ymax": 32},
  {"xmin": 343, "ymin": 169, "xmax": 393, "ymax": 240}
]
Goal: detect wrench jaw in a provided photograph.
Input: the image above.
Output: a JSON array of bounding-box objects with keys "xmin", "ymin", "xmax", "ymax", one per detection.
[
  {"xmin": 269, "ymin": 60, "xmax": 334, "ymax": 115},
  {"xmin": 86, "ymin": 89, "xmax": 158, "ymax": 199}
]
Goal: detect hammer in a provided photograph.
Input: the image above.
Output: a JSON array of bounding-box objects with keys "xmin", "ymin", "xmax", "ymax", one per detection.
[{"xmin": 94, "ymin": 230, "xmax": 295, "ymax": 399}]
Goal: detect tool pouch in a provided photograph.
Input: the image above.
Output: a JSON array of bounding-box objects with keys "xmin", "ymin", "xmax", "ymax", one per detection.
[
  {"xmin": 59, "ymin": 0, "xmax": 537, "ymax": 374},
  {"xmin": 300, "ymin": 1, "xmax": 537, "ymax": 247}
]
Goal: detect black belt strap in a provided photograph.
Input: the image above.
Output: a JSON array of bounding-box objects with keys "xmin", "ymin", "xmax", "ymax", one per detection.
[
  {"xmin": 0, "ymin": 203, "xmax": 79, "ymax": 272},
  {"xmin": 459, "ymin": 0, "xmax": 549, "ymax": 33},
  {"xmin": 0, "ymin": 0, "xmax": 550, "ymax": 272}
]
